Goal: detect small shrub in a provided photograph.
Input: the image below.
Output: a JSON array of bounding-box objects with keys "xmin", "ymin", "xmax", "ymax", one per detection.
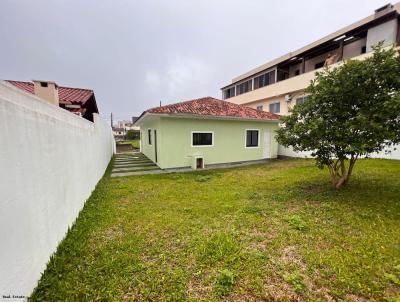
[
  {"xmin": 287, "ymin": 215, "xmax": 308, "ymax": 231},
  {"xmin": 215, "ymin": 269, "xmax": 235, "ymax": 295}
]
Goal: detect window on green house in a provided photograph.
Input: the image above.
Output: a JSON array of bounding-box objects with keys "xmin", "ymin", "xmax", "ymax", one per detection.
[
  {"xmin": 192, "ymin": 132, "xmax": 213, "ymax": 146},
  {"xmin": 246, "ymin": 130, "xmax": 259, "ymax": 147}
]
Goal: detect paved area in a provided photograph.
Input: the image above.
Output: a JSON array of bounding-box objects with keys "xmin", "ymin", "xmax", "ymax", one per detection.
[
  {"xmin": 111, "ymin": 152, "xmax": 162, "ymax": 177},
  {"xmin": 112, "ymin": 152, "xmax": 274, "ymax": 177}
]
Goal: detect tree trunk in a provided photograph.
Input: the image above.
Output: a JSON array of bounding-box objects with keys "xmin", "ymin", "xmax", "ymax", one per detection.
[{"xmin": 328, "ymin": 155, "xmax": 358, "ymax": 189}]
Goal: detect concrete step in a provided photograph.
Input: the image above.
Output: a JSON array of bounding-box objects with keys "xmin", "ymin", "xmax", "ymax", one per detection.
[
  {"xmin": 112, "ymin": 166, "xmax": 160, "ymax": 173},
  {"xmin": 114, "ymin": 160, "xmax": 152, "ymax": 165},
  {"xmin": 114, "ymin": 162, "xmax": 156, "ymax": 168},
  {"xmin": 111, "ymin": 169, "xmax": 166, "ymax": 177}
]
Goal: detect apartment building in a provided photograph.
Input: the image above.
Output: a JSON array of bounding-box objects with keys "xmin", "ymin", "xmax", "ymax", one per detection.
[{"xmin": 221, "ymin": 3, "xmax": 400, "ymax": 115}]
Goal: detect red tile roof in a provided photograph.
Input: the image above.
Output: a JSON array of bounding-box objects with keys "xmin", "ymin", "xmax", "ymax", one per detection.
[
  {"xmin": 6, "ymin": 80, "xmax": 93, "ymax": 105},
  {"xmin": 143, "ymin": 97, "xmax": 280, "ymax": 121}
]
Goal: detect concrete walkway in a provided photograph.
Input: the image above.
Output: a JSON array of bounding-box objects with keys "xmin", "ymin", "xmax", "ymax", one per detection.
[
  {"xmin": 111, "ymin": 152, "xmax": 162, "ymax": 177},
  {"xmin": 112, "ymin": 153, "xmax": 274, "ymax": 177}
]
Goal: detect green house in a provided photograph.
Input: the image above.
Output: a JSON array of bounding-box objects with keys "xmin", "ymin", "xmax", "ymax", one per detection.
[{"xmin": 135, "ymin": 97, "xmax": 280, "ymax": 170}]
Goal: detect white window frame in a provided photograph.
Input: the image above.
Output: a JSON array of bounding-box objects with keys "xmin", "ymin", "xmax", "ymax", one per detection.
[
  {"xmin": 295, "ymin": 95, "xmax": 309, "ymax": 106},
  {"xmin": 191, "ymin": 131, "xmax": 214, "ymax": 147},
  {"xmin": 245, "ymin": 129, "xmax": 260, "ymax": 148},
  {"xmin": 148, "ymin": 128, "xmax": 152, "ymax": 145},
  {"xmin": 269, "ymin": 102, "xmax": 280, "ymax": 114},
  {"xmin": 256, "ymin": 105, "xmax": 263, "ymax": 111}
]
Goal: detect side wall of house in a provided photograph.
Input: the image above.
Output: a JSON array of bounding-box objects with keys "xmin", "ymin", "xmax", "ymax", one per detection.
[
  {"xmin": 156, "ymin": 117, "xmax": 279, "ymax": 169},
  {"xmin": 0, "ymin": 81, "xmax": 115, "ymax": 298},
  {"xmin": 139, "ymin": 116, "xmax": 160, "ymax": 164}
]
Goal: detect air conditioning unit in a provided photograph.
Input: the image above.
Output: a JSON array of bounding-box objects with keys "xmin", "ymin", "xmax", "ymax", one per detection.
[{"xmin": 285, "ymin": 94, "xmax": 292, "ymax": 102}]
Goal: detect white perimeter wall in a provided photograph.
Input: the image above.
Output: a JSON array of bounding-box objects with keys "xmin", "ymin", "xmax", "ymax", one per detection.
[
  {"xmin": 0, "ymin": 81, "xmax": 115, "ymax": 299},
  {"xmin": 278, "ymin": 144, "xmax": 400, "ymax": 159}
]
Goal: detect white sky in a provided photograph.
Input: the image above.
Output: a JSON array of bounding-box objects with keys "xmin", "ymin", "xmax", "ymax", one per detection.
[{"xmin": 0, "ymin": 0, "xmax": 392, "ymax": 122}]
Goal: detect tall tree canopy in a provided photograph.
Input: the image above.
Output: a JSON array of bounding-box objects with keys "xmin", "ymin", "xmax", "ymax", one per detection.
[{"xmin": 276, "ymin": 44, "xmax": 400, "ymax": 188}]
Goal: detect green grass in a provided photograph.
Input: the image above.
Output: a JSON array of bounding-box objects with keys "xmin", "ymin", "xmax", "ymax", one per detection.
[
  {"xmin": 117, "ymin": 139, "xmax": 140, "ymax": 149},
  {"xmin": 30, "ymin": 159, "xmax": 400, "ymax": 301}
]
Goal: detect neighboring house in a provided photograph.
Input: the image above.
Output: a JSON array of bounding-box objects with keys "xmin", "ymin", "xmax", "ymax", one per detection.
[
  {"xmin": 112, "ymin": 127, "xmax": 126, "ymax": 140},
  {"xmin": 134, "ymin": 97, "xmax": 280, "ymax": 170},
  {"xmin": 6, "ymin": 80, "xmax": 99, "ymax": 122},
  {"xmin": 221, "ymin": 3, "xmax": 400, "ymax": 115},
  {"xmin": 117, "ymin": 119, "xmax": 140, "ymax": 131}
]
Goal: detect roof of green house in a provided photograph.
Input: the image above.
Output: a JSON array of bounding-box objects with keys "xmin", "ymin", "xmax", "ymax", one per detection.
[{"xmin": 137, "ymin": 97, "xmax": 280, "ymax": 123}]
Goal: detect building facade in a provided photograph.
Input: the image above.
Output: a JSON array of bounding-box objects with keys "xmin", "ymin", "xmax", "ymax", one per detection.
[
  {"xmin": 222, "ymin": 3, "xmax": 400, "ymax": 115},
  {"xmin": 135, "ymin": 97, "xmax": 280, "ymax": 169}
]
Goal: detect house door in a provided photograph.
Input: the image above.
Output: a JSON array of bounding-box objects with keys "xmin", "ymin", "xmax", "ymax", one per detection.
[
  {"xmin": 154, "ymin": 130, "xmax": 158, "ymax": 163},
  {"xmin": 263, "ymin": 130, "xmax": 271, "ymax": 158}
]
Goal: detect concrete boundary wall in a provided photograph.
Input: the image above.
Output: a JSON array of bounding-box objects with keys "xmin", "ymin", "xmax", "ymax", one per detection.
[
  {"xmin": 0, "ymin": 81, "xmax": 115, "ymax": 298},
  {"xmin": 278, "ymin": 144, "xmax": 400, "ymax": 160}
]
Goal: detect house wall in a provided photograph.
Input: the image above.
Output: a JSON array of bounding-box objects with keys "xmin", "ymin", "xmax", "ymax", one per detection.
[
  {"xmin": 142, "ymin": 117, "xmax": 279, "ymax": 169},
  {"xmin": 0, "ymin": 81, "xmax": 115, "ymax": 298},
  {"xmin": 246, "ymin": 91, "xmax": 307, "ymax": 116},
  {"xmin": 139, "ymin": 116, "xmax": 160, "ymax": 164}
]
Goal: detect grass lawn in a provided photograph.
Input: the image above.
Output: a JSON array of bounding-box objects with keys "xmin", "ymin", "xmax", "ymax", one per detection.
[
  {"xmin": 31, "ymin": 159, "xmax": 400, "ymax": 301},
  {"xmin": 117, "ymin": 139, "xmax": 140, "ymax": 149}
]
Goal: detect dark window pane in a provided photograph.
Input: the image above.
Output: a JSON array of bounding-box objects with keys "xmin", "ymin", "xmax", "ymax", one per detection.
[
  {"xmin": 148, "ymin": 129, "xmax": 152, "ymax": 144},
  {"xmin": 193, "ymin": 133, "xmax": 213, "ymax": 146},
  {"xmin": 246, "ymin": 130, "xmax": 259, "ymax": 147},
  {"xmin": 315, "ymin": 62, "xmax": 324, "ymax": 69}
]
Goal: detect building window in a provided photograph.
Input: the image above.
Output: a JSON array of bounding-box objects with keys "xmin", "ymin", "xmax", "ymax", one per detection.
[
  {"xmin": 254, "ymin": 70, "xmax": 276, "ymax": 89},
  {"xmin": 315, "ymin": 62, "xmax": 324, "ymax": 69},
  {"xmin": 246, "ymin": 130, "xmax": 259, "ymax": 147},
  {"xmin": 40, "ymin": 82, "xmax": 48, "ymax": 87},
  {"xmin": 296, "ymin": 96, "xmax": 309, "ymax": 106},
  {"xmin": 148, "ymin": 129, "xmax": 152, "ymax": 145},
  {"xmin": 192, "ymin": 132, "xmax": 213, "ymax": 146},
  {"xmin": 256, "ymin": 105, "xmax": 263, "ymax": 111},
  {"xmin": 224, "ymin": 87, "xmax": 235, "ymax": 99},
  {"xmin": 236, "ymin": 80, "xmax": 252, "ymax": 95},
  {"xmin": 269, "ymin": 102, "xmax": 280, "ymax": 113}
]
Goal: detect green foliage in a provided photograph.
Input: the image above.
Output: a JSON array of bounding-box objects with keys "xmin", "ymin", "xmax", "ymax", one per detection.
[
  {"xmin": 197, "ymin": 233, "xmax": 241, "ymax": 265},
  {"xmin": 286, "ymin": 215, "xmax": 308, "ymax": 231},
  {"xmin": 385, "ymin": 273, "xmax": 400, "ymax": 285},
  {"xmin": 30, "ymin": 159, "xmax": 400, "ymax": 301},
  {"xmin": 215, "ymin": 269, "xmax": 236, "ymax": 295},
  {"xmin": 276, "ymin": 44, "xmax": 400, "ymax": 188},
  {"xmin": 125, "ymin": 130, "xmax": 140, "ymax": 140},
  {"xmin": 284, "ymin": 272, "xmax": 307, "ymax": 292}
]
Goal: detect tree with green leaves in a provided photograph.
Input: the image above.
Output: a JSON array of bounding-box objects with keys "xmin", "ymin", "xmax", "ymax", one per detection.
[{"xmin": 276, "ymin": 44, "xmax": 400, "ymax": 189}]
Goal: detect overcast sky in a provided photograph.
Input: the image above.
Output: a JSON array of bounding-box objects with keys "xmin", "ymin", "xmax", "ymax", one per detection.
[{"xmin": 1, "ymin": 0, "xmax": 391, "ymax": 122}]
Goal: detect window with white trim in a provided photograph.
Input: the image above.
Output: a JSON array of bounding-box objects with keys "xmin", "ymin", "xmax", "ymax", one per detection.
[
  {"xmin": 269, "ymin": 102, "xmax": 280, "ymax": 113},
  {"xmin": 256, "ymin": 105, "xmax": 263, "ymax": 111},
  {"xmin": 192, "ymin": 132, "xmax": 213, "ymax": 146},
  {"xmin": 246, "ymin": 130, "xmax": 259, "ymax": 147}
]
